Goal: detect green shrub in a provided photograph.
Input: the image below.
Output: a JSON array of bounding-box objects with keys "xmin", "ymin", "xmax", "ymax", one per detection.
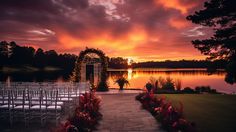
[
  {"xmin": 162, "ymin": 77, "xmax": 175, "ymax": 91},
  {"xmin": 182, "ymin": 87, "xmax": 195, "ymax": 93}
]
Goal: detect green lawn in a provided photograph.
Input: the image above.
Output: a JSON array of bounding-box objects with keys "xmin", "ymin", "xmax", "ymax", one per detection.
[{"xmin": 156, "ymin": 94, "xmax": 236, "ymax": 132}]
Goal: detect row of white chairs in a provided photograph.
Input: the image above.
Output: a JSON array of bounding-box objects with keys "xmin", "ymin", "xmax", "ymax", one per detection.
[
  {"xmin": 0, "ymin": 82, "xmax": 87, "ymax": 89},
  {"xmin": 0, "ymin": 82, "xmax": 91, "ymax": 126}
]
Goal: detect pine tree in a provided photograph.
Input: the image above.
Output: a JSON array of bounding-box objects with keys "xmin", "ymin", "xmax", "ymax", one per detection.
[{"xmin": 187, "ymin": 0, "xmax": 236, "ymax": 84}]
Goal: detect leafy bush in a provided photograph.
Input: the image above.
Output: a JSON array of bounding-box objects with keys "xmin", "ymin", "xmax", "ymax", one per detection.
[
  {"xmin": 182, "ymin": 87, "xmax": 196, "ymax": 94},
  {"xmin": 162, "ymin": 77, "xmax": 175, "ymax": 91},
  {"xmin": 149, "ymin": 77, "xmax": 159, "ymax": 92},
  {"xmin": 145, "ymin": 82, "xmax": 153, "ymax": 92},
  {"xmin": 147, "ymin": 76, "xmax": 219, "ymax": 94},
  {"xmin": 195, "ymin": 86, "xmax": 218, "ymax": 94},
  {"xmin": 149, "ymin": 77, "xmax": 178, "ymax": 93},
  {"xmin": 158, "ymin": 77, "xmax": 166, "ymax": 88},
  {"xmin": 56, "ymin": 92, "xmax": 102, "ymax": 132}
]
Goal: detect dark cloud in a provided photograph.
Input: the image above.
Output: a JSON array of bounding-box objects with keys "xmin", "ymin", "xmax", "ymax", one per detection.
[
  {"xmin": 0, "ymin": 0, "xmax": 209, "ymax": 60},
  {"xmin": 62, "ymin": 0, "xmax": 89, "ymax": 9}
]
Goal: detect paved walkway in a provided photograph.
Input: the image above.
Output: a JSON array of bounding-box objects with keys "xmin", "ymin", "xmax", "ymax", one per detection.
[{"xmin": 95, "ymin": 93, "xmax": 164, "ymax": 132}]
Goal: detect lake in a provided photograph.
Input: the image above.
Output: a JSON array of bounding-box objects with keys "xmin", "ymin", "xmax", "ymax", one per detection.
[{"xmin": 0, "ymin": 68, "xmax": 235, "ymax": 94}]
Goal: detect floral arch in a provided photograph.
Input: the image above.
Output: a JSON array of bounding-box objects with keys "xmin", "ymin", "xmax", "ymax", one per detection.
[{"xmin": 71, "ymin": 48, "xmax": 109, "ymax": 91}]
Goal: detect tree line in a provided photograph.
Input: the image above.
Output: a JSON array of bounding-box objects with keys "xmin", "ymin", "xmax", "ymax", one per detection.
[
  {"xmin": 132, "ymin": 60, "xmax": 226, "ymax": 69},
  {"xmin": 0, "ymin": 41, "xmax": 76, "ymax": 73},
  {"xmin": 0, "ymin": 41, "xmax": 227, "ymax": 72},
  {"xmin": 0, "ymin": 41, "xmax": 130, "ymax": 71}
]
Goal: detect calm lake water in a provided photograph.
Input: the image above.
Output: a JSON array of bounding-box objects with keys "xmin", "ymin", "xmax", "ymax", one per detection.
[{"xmin": 0, "ymin": 68, "xmax": 235, "ymax": 94}]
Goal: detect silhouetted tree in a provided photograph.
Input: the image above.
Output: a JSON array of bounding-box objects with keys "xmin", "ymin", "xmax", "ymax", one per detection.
[
  {"xmin": 45, "ymin": 50, "xmax": 58, "ymax": 67},
  {"xmin": 132, "ymin": 60, "xmax": 226, "ymax": 69},
  {"xmin": 34, "ymin": 48, "xmax": 45, "ymax": 68},
  {"xmin": 22, "ymin": 46, "xmax": 35, "ymax": 65},
  {"xmin": 58, "ymin": 53, "xmax": 77, "ymax": 73},
  {"xmin": 9, "ymin": 43, "xmax": 23, "ymax": 65},
  {"xmin": 187, "ymin": 0, "xmax": 236, "ymax": 84},
  {"xmin": 10, "ymin": 44, "xmax": 35, "ymax": 65},
  {"xmin": 0, "ymin": 41, "xmax": 78, "ymax": 73},
  {"xmin": 108, "ymin": 57, "xmax": 128, "ymax": 69},
  {"xmin": 0, "ymin": 41, "xmax": 9, "ymax": 66}
]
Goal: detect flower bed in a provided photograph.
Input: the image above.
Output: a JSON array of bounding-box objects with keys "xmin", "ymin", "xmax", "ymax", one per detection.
[
  {"xmin": 136, "ymin": 93, "xmax": 196, "ymax": 132},
  {"xmin": 57, "ymin": 92, "xmax": 102, "ymax": 132}
]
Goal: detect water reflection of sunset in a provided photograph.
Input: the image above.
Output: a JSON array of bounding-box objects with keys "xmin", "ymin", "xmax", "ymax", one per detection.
[
  {"xmin": 108, "ymin": 68, "xmax": 235, "ymax": 94},
  {"xmin": 127, "ymin": 68, "xmax": 132, "ymax": 80}
]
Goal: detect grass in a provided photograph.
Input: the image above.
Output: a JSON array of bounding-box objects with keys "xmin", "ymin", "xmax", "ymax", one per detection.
[{"xmin": 156, "ymin": 94, "xmax": 236, "ymax": 132}]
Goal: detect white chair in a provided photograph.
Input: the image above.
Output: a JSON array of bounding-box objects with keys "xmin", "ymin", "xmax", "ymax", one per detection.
[
  {"xmin": 58, "ymin": 87, "xmax": 73, "ymax": 102},
  {"xmin": 28, "ymin": 89, "xmax": 47, "ymax": 126},
  {"xmin": 0, "ymin": 89, "xmax": 13, "ymax": 125},
  {"xmin": 0, "ymin": 88, "xmax": 9, "ymax": 105},
  {"xmin": 12, "ymin": 89, "xmax": 30, "ymax": 125},
  {"xmin": 45, "ymin": 90, "xmax": 62, "ymax": 124}
]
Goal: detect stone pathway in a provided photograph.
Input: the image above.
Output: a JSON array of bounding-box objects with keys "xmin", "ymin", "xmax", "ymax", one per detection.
[{"xmin": 95, "ymin": 93, "xmax": 164, "ymax": 132}]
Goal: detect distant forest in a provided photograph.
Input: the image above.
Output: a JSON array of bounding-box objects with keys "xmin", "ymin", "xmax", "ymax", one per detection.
[
  {"xmin": 0, "ymin": 41, "xmax": 226, "ymax": 73},
  {"xmin": 132, "ymin": 60, "xmax": 226, "ymax": 69}
]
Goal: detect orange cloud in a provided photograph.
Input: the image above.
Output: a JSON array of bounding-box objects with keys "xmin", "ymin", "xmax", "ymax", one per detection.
[
  {"xmin": 127, "ymin": 26, "xmax": 147, "ymax": 43},
  {"xmin": 156, "ymin": 0, "xmax": 196, "ymax": 14},
  {"xmin": 57, "ymin": 29, "xmax": 206, "ymax": 62},
  {"xmin": 58, "ymin": 25, "xmax": 148, "ymax": 55},
  {"xmin": 169, "ymin": 17, "xmax": 191, "ymax": 29}
]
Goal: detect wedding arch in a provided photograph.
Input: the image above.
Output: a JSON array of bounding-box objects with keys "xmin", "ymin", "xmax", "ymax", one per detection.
[{"xmin": 71, "ymin": 48, "xmax": 109, "ymax": 91}]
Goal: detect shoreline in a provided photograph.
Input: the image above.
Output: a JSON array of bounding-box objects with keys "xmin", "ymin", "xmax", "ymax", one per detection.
[{"xmin": 0, "ymin": 66, "xmax": 226, "ymax": 73}]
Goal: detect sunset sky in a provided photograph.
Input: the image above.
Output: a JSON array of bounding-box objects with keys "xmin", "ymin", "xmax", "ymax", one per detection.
[{"xmin": 0, "ymin": 0, "xmax": 212, "ymax": 62}]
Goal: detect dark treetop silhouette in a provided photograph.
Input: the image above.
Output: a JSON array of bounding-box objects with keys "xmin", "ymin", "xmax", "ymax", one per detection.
[
  {"xmin": 187, "ymin": 0, "xmax": 236, "ymax": 84},
  {"xmin": 0, "ymin": 41, "xmax": 76, "ymax": 73}
]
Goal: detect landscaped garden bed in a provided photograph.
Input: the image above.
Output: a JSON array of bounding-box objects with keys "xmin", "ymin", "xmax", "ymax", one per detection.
[
  {"xmin": 136, "ymin": 92, "xmax": 196, "ymax": 132},
  {"xmin": 56, "ymin": 91, "xmax": 102, "ymax": 132}
]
